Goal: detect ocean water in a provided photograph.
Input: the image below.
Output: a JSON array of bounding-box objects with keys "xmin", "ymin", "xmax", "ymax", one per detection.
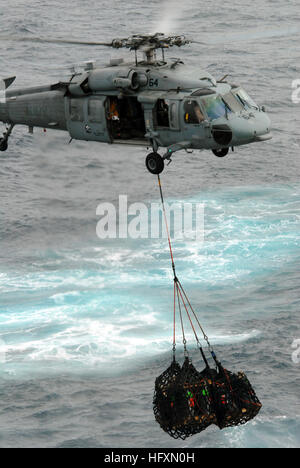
[{"xmin": 0, "ymin": 0, "xmax": 300, "ymax": 448}]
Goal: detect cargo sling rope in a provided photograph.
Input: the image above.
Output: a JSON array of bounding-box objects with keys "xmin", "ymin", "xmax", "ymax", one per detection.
[{"xmin": 153, "ymin": 175, "xmax": 262, "ymax": 440}]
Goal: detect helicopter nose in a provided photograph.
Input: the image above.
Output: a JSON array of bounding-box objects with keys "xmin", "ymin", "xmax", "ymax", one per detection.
[
  {"xmin": 253, "ymin": 112, "xmax": 272, "ymax": 141},
  {"xmin": 230, "ymin": 112, "xmax": 272, "ymax": 145}
]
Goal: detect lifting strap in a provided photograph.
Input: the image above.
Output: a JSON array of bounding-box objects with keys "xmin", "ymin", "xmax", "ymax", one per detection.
[{"xmin": 157, "ymin": 175, "xmax": 220, "ymax": 368}]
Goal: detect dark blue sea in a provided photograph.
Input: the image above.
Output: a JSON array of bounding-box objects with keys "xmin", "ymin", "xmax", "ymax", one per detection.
[{"xmin": 0, "ymin": 0, "xmax": 299, "ymax": 448}]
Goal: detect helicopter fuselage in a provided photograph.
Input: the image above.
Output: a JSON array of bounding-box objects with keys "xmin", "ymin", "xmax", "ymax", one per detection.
[{"xmin": 0, "ymin": 59, "xmax": 272, "ymax": 171}]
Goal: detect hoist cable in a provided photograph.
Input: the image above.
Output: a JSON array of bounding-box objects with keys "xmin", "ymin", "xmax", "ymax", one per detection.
[
  {"xmin": 172, "ymin": 279, "xmax": 176, "ymax": 358},
  {"xmin": 157, "ymin": 174, "xmax": 219, "ymax": 365},
  {"xmin": 157, "ymin": 175, "xmax": 176, "ymax": 278},
  {"xmin": 175, "ymin": 280, "xmax": 188, "ymax": 356},
  {"xmin": 177, "ymin": 278, "xmax": 213, "ymax": 352},
  {"xmin": 176, "ymin": 282, "xmax": 200, "ymax": 345}
]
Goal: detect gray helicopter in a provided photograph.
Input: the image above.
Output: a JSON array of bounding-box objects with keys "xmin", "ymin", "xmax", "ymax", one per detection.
[{"xmin": 0, "ymin": 33, "xmax": 272, "ymax": 174}]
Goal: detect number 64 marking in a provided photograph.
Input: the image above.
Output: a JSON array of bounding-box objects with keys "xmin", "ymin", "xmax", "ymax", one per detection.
[{"xmin": 149, "ymin": 78, "xmax": 159, "ymax": 87}]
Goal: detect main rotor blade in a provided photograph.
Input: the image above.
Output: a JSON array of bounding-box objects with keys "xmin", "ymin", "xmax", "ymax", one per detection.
[
  {"xmin": 0, "ymin": 35, "xmax": 112, "ymax": 46},
  {"xmin": 193, "ymin": 27, "xmax": 300, "ymax": 45}
]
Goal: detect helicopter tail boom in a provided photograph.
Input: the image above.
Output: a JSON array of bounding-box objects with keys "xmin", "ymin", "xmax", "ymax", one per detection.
[{"xmin": 0, "ymin": 85, "xmax": 67, "ymax": 131}]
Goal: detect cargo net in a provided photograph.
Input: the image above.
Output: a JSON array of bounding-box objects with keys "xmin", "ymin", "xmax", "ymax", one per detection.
[
  {"xmin": 153, "ymin": 175, "xmax": 262, "ymax": 439},
  {"xmin": 152, "ymin": 276, "xmax": 262, "ymax": 440},
  {"xmin": 153, "ymin": 359, "xmax": 216, "ymax": 439},
  {"xmin": 153, "ymin": 357, "xmax": 262, "ymax": 439}
]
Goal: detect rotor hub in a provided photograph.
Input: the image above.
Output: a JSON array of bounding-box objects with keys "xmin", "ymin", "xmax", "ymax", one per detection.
[{"xmin": 111, "ymin": 33, "xmax": 191, "ymax": 63}]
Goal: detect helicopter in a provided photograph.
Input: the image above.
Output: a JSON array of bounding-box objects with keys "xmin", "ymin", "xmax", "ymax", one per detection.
[{"xmin": 0, "ymin": 32, "xmax": 272, "ymax": 174}]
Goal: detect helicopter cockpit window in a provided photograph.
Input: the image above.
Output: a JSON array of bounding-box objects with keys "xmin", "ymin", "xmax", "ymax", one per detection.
[
  {"xmin": 223, "ymin": 93, "xmax": 244, "ymax": 113},
  {"xmin": 201, "ymin": 95, "xmax": 231, "ymax": 121},
  {"xmin": 233, "ymin": 88, "xmax": 259, "ymax": 110},
  {"xmin": 184, "ymin": 100, "xmax": 205, "ymax": 124}
]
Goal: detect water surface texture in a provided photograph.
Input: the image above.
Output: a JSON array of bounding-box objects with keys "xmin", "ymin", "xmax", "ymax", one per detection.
[{"xmin": 0, "ymin": 0, "xmax": 300, "ymax": 448}]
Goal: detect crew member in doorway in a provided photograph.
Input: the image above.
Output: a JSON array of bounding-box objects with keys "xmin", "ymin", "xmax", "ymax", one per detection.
[{"xmin": 108, "ymin": 98, "xmax": 120, "ymax": 121}]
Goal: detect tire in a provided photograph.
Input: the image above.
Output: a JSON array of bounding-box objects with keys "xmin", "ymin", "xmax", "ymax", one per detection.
[
  {"xmin": 0, "ymin": 139, "xmax": 8, "ymax": 152},
  {"xmin": 212, "ymin": 148, "xmax": 229, "ymax": 158},
  {"xmin": 146, "ymin": 152, "xmax": 165, "ymax": 175}
]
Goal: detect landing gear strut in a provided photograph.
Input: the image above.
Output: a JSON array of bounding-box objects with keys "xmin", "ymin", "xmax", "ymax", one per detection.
[
  {"xmin": 145, "ymin": 152, "xmax": 165, "ymax": 175},
  {"xmin": 0, "ymin": 124, "xmax": 14, "ymax": 152},
  {"xmin": 0, "ymin": 139, "xmax": 8, "ymax": 152},
  {"xmin": 212, "ymin": 148, "xmax": 229, "ymax": 158}
]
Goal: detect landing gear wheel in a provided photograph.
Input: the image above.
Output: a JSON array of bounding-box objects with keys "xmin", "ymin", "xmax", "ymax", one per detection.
[
  {"xmin": 212, "ymin": 148, "xmax": 229, "ymax": 158},
  {"xmin": 0, "ymin": 139, "xmax": 8, "ymax": 152},
  {"xmin": 146, "ymin": 152, "xmax": 165, "ymax": 175}
]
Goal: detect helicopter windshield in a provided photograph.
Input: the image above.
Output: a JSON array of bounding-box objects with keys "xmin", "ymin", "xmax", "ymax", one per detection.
[
  {"xmin": 201, "ymin": 95, "xmax": 232, "ymax": 121},
  {"xmin": 233, "ymin": 88, "xmax": 259, "ymax": 110},
  {"xmin": 223, "ymin": 93, "xmax": 244, "ymax": 113}
]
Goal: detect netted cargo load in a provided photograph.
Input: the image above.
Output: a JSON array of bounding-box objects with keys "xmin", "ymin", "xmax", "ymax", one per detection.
[
  {"xmin": 153, "ymin": 358, "xmax": 216, "ymax": 440},
  {"xmin": 153, "ymin": 359, "xmax": 185, "ymax": 439},
  {"xmin": 210, "ymin": 366, "xmax": 262, "ymax": 429},
  {"xmin": 154, "ymin": 357, "xmax": 262, "ymax": 439}
]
